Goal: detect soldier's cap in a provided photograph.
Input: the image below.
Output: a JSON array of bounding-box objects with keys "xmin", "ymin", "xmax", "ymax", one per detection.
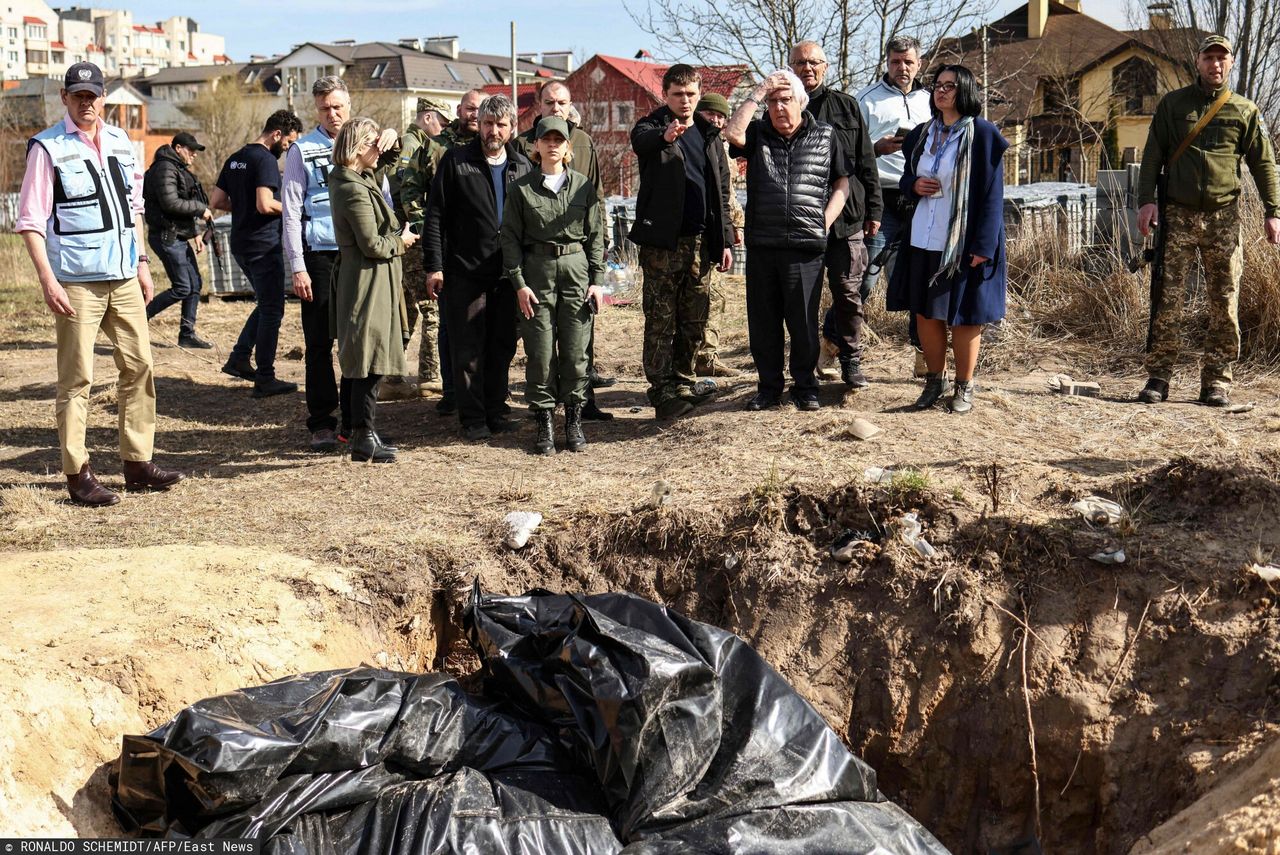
[
  {"xmin": 416, "ymin": 97, "xmax": 451, "ymax": 116},
  {"xmin": 64, "ymin": 61, "xmax": 104, "ymax": 97},
  {"xmin": 171, "ymin": 131, "xmax": 205, "ymax": 151},
  {"xmin": 1198, "ymin": 35, "xmax": 1232, "ymax": 55},
  {"xmin": 697, "ymin": 93, "xmax": 732, "ymax": 118},
  {"xmin": 534, "ymin": 116, "xmax": 571, "ymax": 140}
]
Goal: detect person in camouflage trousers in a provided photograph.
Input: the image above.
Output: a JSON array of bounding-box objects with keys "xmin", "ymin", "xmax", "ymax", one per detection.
[
  {"xmin": 399, "ymin": 88, "xmax": 485, "ymax": 412},
  {"xmin": 693, "ymin": 93, "xmax": 745, "ymax": 378},
  {"xmin": 393, "ymin": 97, "xmax": 451, "ymax": 388},
  {"xmin": 1137, "ymin": 35, "xmax": 1280, "ymax": 407},
  {"xmin": 629, "ymin": 65, "xmax": 735, "ymax": 420}
]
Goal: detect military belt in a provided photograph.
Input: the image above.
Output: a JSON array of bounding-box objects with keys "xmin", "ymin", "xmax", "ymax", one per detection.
[{"xmin": 525, "ymin": 242, "xmax": 584, "ymax": 257}]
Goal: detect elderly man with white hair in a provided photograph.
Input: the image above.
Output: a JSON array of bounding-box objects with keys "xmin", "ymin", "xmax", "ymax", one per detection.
[{"xmin": 726, "ymin": 69, "xmax": 851, "ymax": 412}]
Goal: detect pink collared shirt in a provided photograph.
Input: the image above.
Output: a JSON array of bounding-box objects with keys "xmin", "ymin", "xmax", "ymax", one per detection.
[{"xmin": 16, "ymin": 113, "xmax": 146, "ymax": 237}]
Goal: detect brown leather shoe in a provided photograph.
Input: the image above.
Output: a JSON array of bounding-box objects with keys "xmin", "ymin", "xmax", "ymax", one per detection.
[
  {"xmin": 67, "ymin": 463, "xmax": 120, "ymax": 507},
  {"xmin": 122, "ymin": 460, "xmax": 186, "ymax": 492}
]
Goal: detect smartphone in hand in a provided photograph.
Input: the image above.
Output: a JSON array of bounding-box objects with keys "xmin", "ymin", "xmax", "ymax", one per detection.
[{"xmin": 896, "ymin": 126, "xmax": 913, "ymax": 139}]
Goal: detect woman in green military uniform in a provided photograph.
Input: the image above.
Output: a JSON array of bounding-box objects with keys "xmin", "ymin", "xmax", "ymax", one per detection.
[
  {"xmin": 329, "ymin": 117, "xmax": 417, "ymax": 463},
  {"xmin": 501, "ymin": 117, "xmax": 606, "ymax": 455}
]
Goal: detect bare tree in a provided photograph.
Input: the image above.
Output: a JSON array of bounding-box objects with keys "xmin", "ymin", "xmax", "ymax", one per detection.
[
  {"xmin": 181, "ymin": 76, "xmax": 280, "ymax": 187},
  {"xmin": 626, "ymin": 0, "xmax": 995, "ymax": 90}
]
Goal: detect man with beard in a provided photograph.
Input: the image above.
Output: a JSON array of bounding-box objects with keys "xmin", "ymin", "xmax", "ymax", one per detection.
[
  {"xmin": 210, "ymin": 109, "xmax": 304, "ymax": 399},
  {"xmin": 402, "ymin": 88, "xmax": 486, "ymax": 416},
  {"xmin": 423, "ymin": 95, "xmax": 533, "ymax": 441}
]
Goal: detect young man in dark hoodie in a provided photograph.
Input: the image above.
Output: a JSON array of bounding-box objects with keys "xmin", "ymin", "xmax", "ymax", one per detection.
[
  {"xmin": 629, "ymin": 64, "xmax": 734, "ymax": 420},
  {"xmin": 142, "ymin": 131, "xmax": 214, "ymax": 348}
]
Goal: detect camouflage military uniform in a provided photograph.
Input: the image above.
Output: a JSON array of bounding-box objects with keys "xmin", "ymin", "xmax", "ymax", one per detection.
[
  {"xmin": 695, "ymin": 140, "xmax": 744, "ymax": 373},
  {"xmin": 1146, "ymin": 203, "xmax": 1244, "ymax": 387},
  {"xmin": 397, "ymin": 120, "xmax": 469, "ymax": 384},
  {"xmin": 640, "ymin": 237, "xmax": 713, "ymax": 406},
  {"xmin": 1139, "ymin": 79, "xmax": 1279, "ymax": 394}
]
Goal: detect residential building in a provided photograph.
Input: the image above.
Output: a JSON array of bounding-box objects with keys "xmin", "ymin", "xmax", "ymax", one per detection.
[
  {"xmin": 53, "ymin": 7, "xmax": 228, "ymax": 78},
  {"xmin": 933, "ymin": 0, "xmax": 1202, "ymax": 184}
]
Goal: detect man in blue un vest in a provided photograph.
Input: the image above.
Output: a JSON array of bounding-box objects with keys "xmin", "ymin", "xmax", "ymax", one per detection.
[{"xmin": 17, "ymin": 62, "xmax": 185, "ymax": 506}]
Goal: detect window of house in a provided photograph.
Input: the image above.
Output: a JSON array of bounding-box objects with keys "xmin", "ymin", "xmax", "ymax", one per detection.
[
  {"xmin": 612, "ymin": 101, "xmax": 634, "ymax": 129},
  {"xmin": 371, "ymin": 61, "xmax": 388, "ymax": 79},
  {"xmin": 1111, "ymin": 56, "xmax": 1158, "ymax": 116},
  {"xmin": 51, "ymin": 50, "xmax": 63, "ymax": 62},
  {"xmin": 25, "ymin": 24, "xmax": 46, "ymax": 39},
  {"xmin": 445, "ymin": 63, "xmax": 462, "ymax": 82},
  {"xmin": 7, "ymin": 27, "xmax": 18, "ymax": 39},
  {"xmin": 587, "ymin": 103, "xmax": 608, "ymax": 130},
  {"xmin": 477, "ymin": 65, "xmax": 493, "ymax": 83},
  {"xmin": 108, "ymin": 35, "xmax": 115, "ymax": 48},
  {"xmin": 245, "ymin": 69, "xmax": 259, "ymax": 83},
  {"xmin": 7, "ymin": 51, "xmax": 17, "ymax": 62}
]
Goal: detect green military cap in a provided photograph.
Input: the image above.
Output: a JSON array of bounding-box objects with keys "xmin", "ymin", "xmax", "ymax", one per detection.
[
  {"xmin": 416, "ymin": 96, "xmax": 451, "ymax": 116},
  {"xmin": 1197, "ymin": 35, "xmax": 1232, "ymax": 54},
  {"xmin": 534, "ymin": 116, "xmax": 571, "ymax": 140},
  {"xmin": 697, "ymin": 93, "xmax": 731, "ymax": 118}
]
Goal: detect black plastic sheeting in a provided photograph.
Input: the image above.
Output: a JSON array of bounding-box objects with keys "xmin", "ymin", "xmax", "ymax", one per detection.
[{"xmin": 112, "ymin": 589, "xmax": 950, "ymax": 854}]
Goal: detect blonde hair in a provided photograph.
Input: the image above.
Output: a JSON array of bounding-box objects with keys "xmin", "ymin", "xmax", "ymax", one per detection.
[
  {"xmin": 530, "ymin": 139, "xmax": 574, "ymax": 165},
  {"xmin": 333, "ymin": 117, "xmax": 380, "ymax": 168}
]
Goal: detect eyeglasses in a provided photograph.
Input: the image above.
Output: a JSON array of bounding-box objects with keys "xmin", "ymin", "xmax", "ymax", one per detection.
[
  {"xmin": 791, "ymin": 59, "xmax": 826, "ymax": 68},
  {"xmin": 933, "ymin": 82, "xmax": 958, "ymax": 93},
  {"xmin": 766, "ymin": 96, "xmax": 795, "ymax": 107}
]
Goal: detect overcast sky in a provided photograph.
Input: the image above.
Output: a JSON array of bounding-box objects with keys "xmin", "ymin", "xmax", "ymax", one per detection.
[{"xmin": 120, "ymin": 0, "xmax": 1133, "ymax": 65}]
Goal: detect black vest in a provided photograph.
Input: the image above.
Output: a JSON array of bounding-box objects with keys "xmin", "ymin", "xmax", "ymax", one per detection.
[{"xmin": 744, "ymin": 114, "xmax": 834, "ymax": 251}]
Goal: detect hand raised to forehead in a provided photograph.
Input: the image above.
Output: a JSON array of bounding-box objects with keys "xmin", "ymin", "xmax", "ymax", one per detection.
[{"xmin": 766, "ymin": 72, "xmax": 794, "ymax": 93}]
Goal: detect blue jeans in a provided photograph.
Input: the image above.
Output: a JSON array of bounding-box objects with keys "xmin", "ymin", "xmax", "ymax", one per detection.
[
  {"xmin": 230, "ymin": 248, "xmax": 286, "ymax": 381},
  {"xmin": 146, "ymin": 231, "xmax": 203, "ymax": 336}
]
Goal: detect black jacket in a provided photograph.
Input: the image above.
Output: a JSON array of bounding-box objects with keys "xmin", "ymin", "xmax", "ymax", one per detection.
[
  {"xmin": 806, "ymin": 84, "xmax": 882, "ymax": 238},
  {"xmin": 422, "ymin": 139, "xmax": 533, "ymax": 280},
  {"xmin": 628, "ymin": 106, "xmax": 733, "ymax": 258},
  {"xmin": 143, "ymin": 145, "xmax": 207, "ymax": 241},
  {"xmin": 740, "ymin": 114, "xmax": 838, "ymax": 251}
]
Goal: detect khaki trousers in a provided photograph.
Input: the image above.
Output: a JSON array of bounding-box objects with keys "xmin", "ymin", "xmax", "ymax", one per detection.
[{"xmin": 55, "ymin": 279, "xmax": 156, "ymax": 474}]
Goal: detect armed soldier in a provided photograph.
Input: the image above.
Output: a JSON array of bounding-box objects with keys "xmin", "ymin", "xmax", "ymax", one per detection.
[
  {"xmin": 693, "ymin": 92, "xmax": 744, "ymax": 378},
  {"xmin": 1136, "ymin": 35, "xmax": 1280, "ymax": 407},
  {"xmin": 402, "ymin": 88, "xmax": 485, "ymax": 415},
  {"xmin": 393, "ymin": 97, "xmax": 451, "ymax": 393}
]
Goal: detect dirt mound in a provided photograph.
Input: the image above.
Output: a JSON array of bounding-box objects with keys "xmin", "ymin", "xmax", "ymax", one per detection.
[
  {"xmin": 0, "ymin": 546, "xmax": 389, "ymax": 837},
  {"xmin": 487, "ymin": 467, "xmax": 1280, "ymax": 854}
]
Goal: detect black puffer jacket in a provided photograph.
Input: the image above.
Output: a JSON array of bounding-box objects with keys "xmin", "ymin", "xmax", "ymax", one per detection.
[
  {"xmin": 628, "ymin": 106, "xmax": 732, "ymax": 259},
  {"xmin": 741, "ymin": 114, "xmax": 837, "ymax": 251},
  {"xmin": 143, "ymin": 145, "xmax": 207, "ymax": 241}
]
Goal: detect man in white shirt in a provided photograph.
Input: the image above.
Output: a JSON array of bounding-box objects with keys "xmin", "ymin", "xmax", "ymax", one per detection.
[{"xmin": 856, "ymin": 36, "xmax": 932, "ymax": 365}]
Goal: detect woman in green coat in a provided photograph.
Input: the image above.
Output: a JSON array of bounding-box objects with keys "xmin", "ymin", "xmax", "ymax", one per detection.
[
  {"xmin": 501, "ymin": 117, "xmax": 605, "ymax": 456},
  {"xmin": 328, "ymin": 117, "xmax": 417, "ymax": 463}
]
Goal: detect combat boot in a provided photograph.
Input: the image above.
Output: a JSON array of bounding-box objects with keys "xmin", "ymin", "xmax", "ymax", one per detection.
[
  {"xmin": 1137, "ymin": 378, "xmax": 1169, "ymax": 404},
  {"xmin": 839, "ymin": 355, "xmax": 868, "ymax": 388},
  {"xmin": 564, "ymin": 402, "xmax": 587, "ymax": 452},
  {"xmin": 533, "ymin": 410, "xmax": 555, "ymax": 455},
  {"xmin": 1199, "ymin": 383, "xmax": 1230, "ymax": 407}
]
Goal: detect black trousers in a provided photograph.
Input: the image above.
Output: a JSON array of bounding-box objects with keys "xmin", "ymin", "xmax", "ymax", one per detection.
[
  {"xmin": 745, "ymin": 247, "xmax": 825, "ymax": 399},
  {"xmin": 342, "ymin": 373, "xmax": 381, "ymax": 430},
  {"xmin": 443, "ymin": 272, "xmax": 517, "ymax": 428},
  {"xmin": 300, "ymin": 251, "xmax": 340, "ymax": 432}
]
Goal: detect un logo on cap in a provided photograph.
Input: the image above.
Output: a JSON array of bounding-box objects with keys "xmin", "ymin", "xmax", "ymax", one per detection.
[{"xmin": 78, "ymin": 68, "xmax": 92, "ymax": 80}]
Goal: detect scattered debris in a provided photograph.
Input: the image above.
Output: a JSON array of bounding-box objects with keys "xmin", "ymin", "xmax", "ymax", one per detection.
[
  {"xmin": 1250, "ymin": 563, "xmax": 1280, "ymax": 583},
  {"xmin": 1047, "ymin": 374, "xmax": 1101, "ymax": 397},
  {"xmin": 864, "ymin": 466, "xmax": 895, "ymax": 484},
  {"xmin": 897, "ymin": 512, "xmax": 937, "ymax": 559},
  {"xmin": 630, "ymin": 406, "xmax": 643, "ymax": 413},
  {"xmin": 1222, "ymin": 402, "xmax": 1256, "ymax": 414},
  {"xmin": 502, "ymin": 511, "xmax": 542, "ymax": 549},
  {"xmin": 1070, "ymin": 496, "xmax": 1126, "ymax": 527},
  {"xmin": 846, "ymin": 418, "xmax": 883, "ymax": 441},
  {"xmin": 723, "ymin": 553, "xmax": 739, "ymax": 570},
  {"xmin": 1089, "ymin": 548, "xmax": 1127, "ymax": 565},
  {"xmin": 830, "ymin": 529, "xmax": 876, "ymax": 563},
  {"xmin": 650, "ymin": 480, "xmax": 673, "ymax": 508}
]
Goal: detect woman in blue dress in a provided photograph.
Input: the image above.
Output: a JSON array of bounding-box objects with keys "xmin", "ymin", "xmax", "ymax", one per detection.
[{"xmin": 888, "ymin": 64, "xmax": 1009, "ymax": 414}]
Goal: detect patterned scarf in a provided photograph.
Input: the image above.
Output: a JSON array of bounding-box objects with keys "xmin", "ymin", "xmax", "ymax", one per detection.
[{"xmin": 910, "ymin": 116, "xmax": 976, "ymax": 285}]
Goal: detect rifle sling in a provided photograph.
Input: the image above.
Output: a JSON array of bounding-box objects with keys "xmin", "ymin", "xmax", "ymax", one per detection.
[{"xmin": 1168, "ymin": 86, "xmax": 1233, "ymax": 170}]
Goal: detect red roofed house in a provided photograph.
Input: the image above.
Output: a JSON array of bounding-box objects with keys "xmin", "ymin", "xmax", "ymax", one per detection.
[{"xmin": 559, "ymin": 54, "xmax": 753, "ymax": 195}]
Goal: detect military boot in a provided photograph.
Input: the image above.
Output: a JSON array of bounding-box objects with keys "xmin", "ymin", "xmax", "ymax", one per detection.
[
  {"xmin": 1199, "ymin": 383, "xmax": 1230, "ymax": 407},
  {"xmin": 564, "ymin": 402, "xmax": 587, "ymax": 452},
  {"xmin": 1137, "ymin": 378, "xmax": 1169, "ymax": 404},
  {"xmin": 533, "ymin": 410, "xmax": 555, "ymax": 455}
]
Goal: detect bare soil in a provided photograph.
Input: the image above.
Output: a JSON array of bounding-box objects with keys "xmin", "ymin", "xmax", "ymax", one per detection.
[{"xmin": 2, "ymin": 272, "xmax": 1278, "ymax": 852}]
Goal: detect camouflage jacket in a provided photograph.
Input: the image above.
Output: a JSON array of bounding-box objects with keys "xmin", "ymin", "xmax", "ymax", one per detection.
[
  {"xmin": 722, "ymin": 138, "xmax": 745, "ymax": 230},
  {"xmin": 400, "ymin": 119, "xmax": 471, "ymax": 228}
]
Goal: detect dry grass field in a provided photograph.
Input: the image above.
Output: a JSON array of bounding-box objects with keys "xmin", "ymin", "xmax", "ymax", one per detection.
[{"xmin": 1, "ymin": 229, "xmax": 1279, "ymax": 853}]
